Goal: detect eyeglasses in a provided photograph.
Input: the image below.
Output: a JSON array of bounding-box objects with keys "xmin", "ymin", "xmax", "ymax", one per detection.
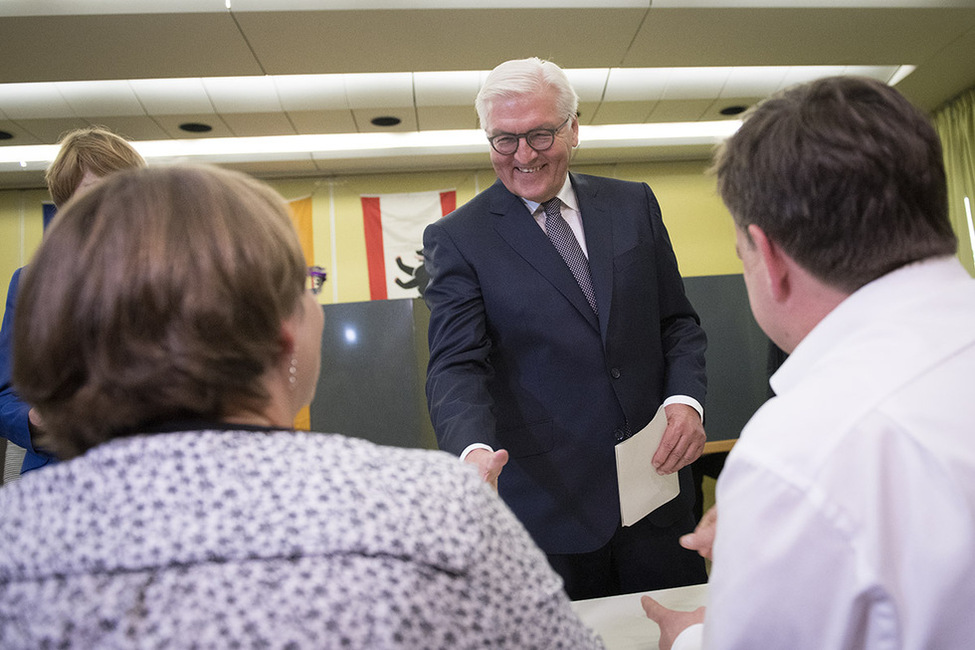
[
  {"xmin": 307, "ymin": 266, "xmax": 327, "ymax": 295},
  {"xmin": 487, "ymin": 116, "xmax": 571, "ymax": 155}
]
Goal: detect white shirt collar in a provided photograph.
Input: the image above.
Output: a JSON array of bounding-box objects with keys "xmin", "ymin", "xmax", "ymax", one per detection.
[
  {"xmin": 520, "ymin": 176, "xmax": 577, "ymax": 215},
  {"xmin": 770, "ymin": 256, "xmax": 968, "ymax": 397}
]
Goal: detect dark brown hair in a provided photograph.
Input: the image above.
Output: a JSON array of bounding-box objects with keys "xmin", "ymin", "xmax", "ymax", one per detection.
[
  {"xmin": 14, "ymin": 165, "xmax": 307, "ymax": 459},
  {"xmin": 713, "ymin": 76, "xmax": 955, "ymax": 292}
]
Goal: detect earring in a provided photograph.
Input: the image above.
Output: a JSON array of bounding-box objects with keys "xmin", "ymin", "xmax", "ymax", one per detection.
[{"xmin": 288, "ymin": 357, "xmax": 298, "ymax": 389}]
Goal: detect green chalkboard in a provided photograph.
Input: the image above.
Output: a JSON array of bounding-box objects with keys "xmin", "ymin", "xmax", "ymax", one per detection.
[{"xmin": 683, "ymin": 274, "xmax": 771, "ymax": 442}]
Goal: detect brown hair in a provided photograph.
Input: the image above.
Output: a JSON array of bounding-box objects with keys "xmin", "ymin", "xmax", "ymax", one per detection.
[
  {"xmin": 45, "ymin": 127, "xmax": 146, "ymax": 207},
  {"xmin": 14, "ymin": 165, "xmax": 307, "ymax": 459},
  {"xmin": 713, "ymin": 76, "xmax": 956, "ymax": 292}
]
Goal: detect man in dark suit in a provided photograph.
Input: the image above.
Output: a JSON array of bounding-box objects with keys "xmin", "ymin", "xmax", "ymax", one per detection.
[{"xmin": 423, "ymin": 57, "xmax": 708, "ymax": 599}]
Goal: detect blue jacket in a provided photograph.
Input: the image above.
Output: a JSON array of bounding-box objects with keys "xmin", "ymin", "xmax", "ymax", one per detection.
[{"xmin": 0, "ymin": 267, "xmax": 55, "ymax": 474}]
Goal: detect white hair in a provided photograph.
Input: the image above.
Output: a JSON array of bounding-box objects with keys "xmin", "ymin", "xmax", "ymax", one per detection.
[{"xmin": 474, "ymin": 57, "xmax": 579, "ymax": 132}]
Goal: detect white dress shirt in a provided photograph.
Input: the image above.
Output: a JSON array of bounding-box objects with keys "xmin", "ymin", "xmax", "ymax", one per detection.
[{"xmin": 674, "ymin": 257, "xmax": 975, "ymax": 649}]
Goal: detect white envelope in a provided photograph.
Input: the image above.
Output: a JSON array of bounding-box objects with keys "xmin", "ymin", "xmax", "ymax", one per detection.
[{"xmin": 615, "ymin": 405, "xmax": 680, "ymax": 527}]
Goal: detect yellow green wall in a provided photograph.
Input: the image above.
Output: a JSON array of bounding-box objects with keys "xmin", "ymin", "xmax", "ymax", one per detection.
[
  {"xmin": 262, "ymin": 160, "xmax": 741, "ymax": 306},
  {"xmin": 0, "ymin": 159, "xmax": 742, "ymax": 322},
  {"xmin": 0, "ymin": 188, "xmax": 48, "ymax": 318}
]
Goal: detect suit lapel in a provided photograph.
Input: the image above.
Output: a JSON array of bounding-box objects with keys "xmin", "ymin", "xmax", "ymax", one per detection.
[{"xmin": 488, "ymin": 179, "xmax": 600, "ymax": 331}]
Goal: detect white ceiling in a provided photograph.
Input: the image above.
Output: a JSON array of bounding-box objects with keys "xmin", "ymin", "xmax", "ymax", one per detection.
[{"xmin": 1, "ymin": 0, "xmax": 974, "ymax": 189}]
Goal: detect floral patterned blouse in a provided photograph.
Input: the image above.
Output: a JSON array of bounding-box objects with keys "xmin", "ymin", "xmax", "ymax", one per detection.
[{"xmin": 0, "ymin": 428, "xmax": 604, "ymax": 649}]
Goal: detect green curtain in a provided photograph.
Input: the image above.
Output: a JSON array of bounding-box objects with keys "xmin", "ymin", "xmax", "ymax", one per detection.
[{"xmin": 933, "ymin": 88, "xmax": 975, "ymax": 277}]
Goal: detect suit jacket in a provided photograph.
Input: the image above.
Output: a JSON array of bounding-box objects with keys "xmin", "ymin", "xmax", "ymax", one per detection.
[
  {"xmin": 0, "ymin": 267, "xmax": 54, "ymax": 475},
  {"xmin": 423, "ymin": 173, "xmax": 707, "ymax": 554}
]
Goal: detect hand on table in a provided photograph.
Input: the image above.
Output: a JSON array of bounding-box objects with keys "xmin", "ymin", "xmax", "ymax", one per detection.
[{"xmin": 641, "ymin": 595, "xmax": 706, "ymax": 650}]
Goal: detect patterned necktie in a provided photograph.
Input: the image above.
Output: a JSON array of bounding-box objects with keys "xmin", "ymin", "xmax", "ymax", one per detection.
[{"xmin": 542, "ymin": 198, "xmax": 598, "ymax": 314}]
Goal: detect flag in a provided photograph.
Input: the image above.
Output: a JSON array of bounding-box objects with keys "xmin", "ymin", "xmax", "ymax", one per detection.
[
  {"xmin": 287, "ymin": 196, "xmax": 314, "ymax": 266},
  {"xmin": 362, "ymin": 189, "xmax": 456, "ymax": 299}
]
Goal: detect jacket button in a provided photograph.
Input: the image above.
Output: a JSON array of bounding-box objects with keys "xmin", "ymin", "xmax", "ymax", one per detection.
[
  {"xmin": 610, "ymin": 367, "xmax": 621, "ymax": 379},
  {"xmin": 614, "ymin": 427, "xmax": 626, "ymax": 442}
]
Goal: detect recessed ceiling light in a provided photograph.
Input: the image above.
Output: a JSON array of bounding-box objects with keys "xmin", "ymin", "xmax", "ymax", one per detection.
[
  {"xmin": 719, "ymin": 105, "xmax": 748, "ymax": 116},
  {"xmin": 179, "ymin": 122, "xmax": 213, "ymax": 133},
  {"xmin": 371, "ymin": 116, "xmax": 401, "ymax": 127}
]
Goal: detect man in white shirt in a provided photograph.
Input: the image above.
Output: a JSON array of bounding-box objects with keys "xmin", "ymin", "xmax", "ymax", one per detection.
[{"xmin": 643, "ymin": 75, "xmax": 975, "ymax": 649}]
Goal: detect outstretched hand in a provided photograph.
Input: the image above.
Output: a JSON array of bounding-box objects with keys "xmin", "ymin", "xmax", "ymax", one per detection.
[
  {"xmin": 464, "ymin": 448, "xmax": 509, "ymax": 491},
  {"xmin": 681, "ymin": 505, "xmax": 717, "ymax": 560}
]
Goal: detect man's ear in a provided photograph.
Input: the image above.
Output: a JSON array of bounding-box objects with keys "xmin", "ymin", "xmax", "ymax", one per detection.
[{"xmin": 748, "ymin": 224, "xmax": 790, "ymax": 302}]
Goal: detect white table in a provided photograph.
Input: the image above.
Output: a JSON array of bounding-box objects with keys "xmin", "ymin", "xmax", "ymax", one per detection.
[{"xmin": 572, "ymin": 583, "xmax": 708, "ymax": 649}]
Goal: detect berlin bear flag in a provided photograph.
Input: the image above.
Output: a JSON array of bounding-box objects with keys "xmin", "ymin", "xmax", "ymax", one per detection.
[{"xmin": 362, "ymin": 189, "xmax": 456, "ymax": 300}]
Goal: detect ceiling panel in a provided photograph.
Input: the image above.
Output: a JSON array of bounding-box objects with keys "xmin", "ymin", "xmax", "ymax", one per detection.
[
  {"xmin": 0, "ymin": 84, "xmax": 73, "ymax": 119},
  {"xmin": 92, "ymin": 116, "xmax": 171, "ymax": 142},
  {"xmin": 718, "ymin": 66, "xmax": 791, "ymax": 97},
  {"xmin": 0, "ymin": 120, "xmax": 43, "ymax": 145},
  {"xmin": 221, "ymin": 112, "xmax": 299, "ymax": 138},
  {"xmin": 576, "ymin": 101, "xmax": 603, "ymax": 125},
  {"xmin": 647, "ymin": 99, "xmax": 718, "ymax": 123},
  {"xmin": 894, "ymin": 23, "xmax": 975, "ymax": 110},
  {"xmin": 590, "ymin": 101, "xmax": 654, "ymax": 125},
  {"xmin": 352, "ymin": 108, "xmax": 419, "ymax": 132},
  {"xmin": 699, "ymin": 97, "xmax": 764, "ymax": 121},
  {"xmin": 628, "ymin": 7, "xmax": 975, "ymax": 112},
  {"xmin": 0, "ymin": 14, "xmax": 262, "ymax": 83},
  {"xmin": 344, "ymin": 73, "xmax": 414, "ymax": 109},
  {"xmin": 416, "ymin": 106, "xmax": 478, "ymax": 131},
  {"xmin": 0, "ymin": 3, "xmax": 973, "ymax": 191},
  {"xmin": 273, "ymin": 75, "xmax": 350, "ymax": 111},
  {"xmin": 128, "ymin": 79, "xmax": 215, "ymax": 116},
  {"xmin": 625, "ymin": 8, "xmax": 975, "ymax": 69},
  {"xmin": 152, "ymin": 115, "xmax": 235, "ymax": 139},
  {"xmin": 233, "ymin": 8, "xmax": 646, "ymax": 74},
  {"xmin": 659, "ymin": 68, "xmax": 735, "ymax": 100},
  {"xmin": 413, "ymin": 71, "xmax": 481, "ymax": 107},
  {"xmin": 565, "ymin": 69, "xmax": 612, "ymax": 104},
  {"xmin": 55, "ymin": 80, "xmax": 144, "ymax": 117},
  {"xmin": 203, "ymin": 77, "xmax": 284, "ymax": 113},
  {"xmin": 286, "ymin": 109, "xmax": 358, "ymax": 134},
  {"xmin": 13, "ymin": 117, "xmax": 92, "ymax": 143},
  {"xmin": 604, "ymin": 69, "xmax": 670, "ymax": 102}
]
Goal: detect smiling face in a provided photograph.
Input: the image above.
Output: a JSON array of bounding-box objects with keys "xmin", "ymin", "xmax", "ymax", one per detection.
[{"xmin": 485, "ymin": 88, "xmax": 578, "ymax": 203}]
